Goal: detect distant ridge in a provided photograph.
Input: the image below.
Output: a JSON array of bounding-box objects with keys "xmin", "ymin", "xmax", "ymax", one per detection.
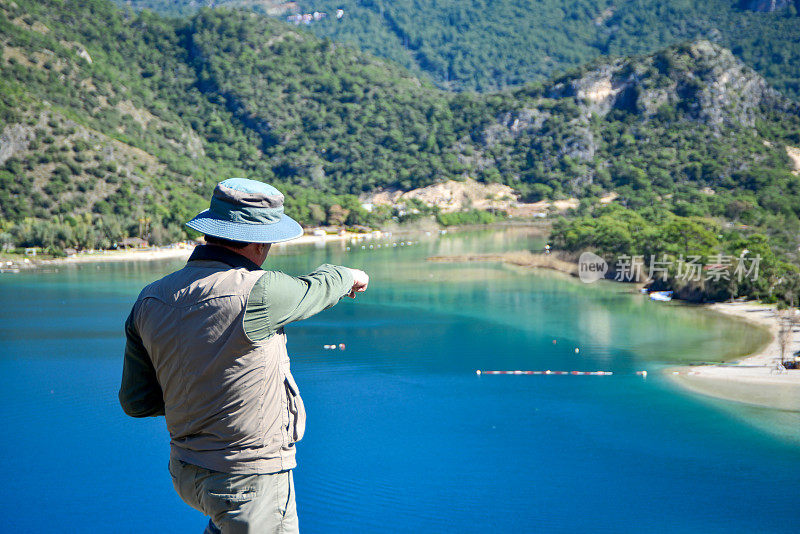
[{"xmin": 115, "ymin": 0, "xmax": 800, "ymax": 98}]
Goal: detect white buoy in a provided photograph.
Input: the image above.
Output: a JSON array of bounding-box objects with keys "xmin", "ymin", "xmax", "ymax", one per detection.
[
  {"xmin": 476, "ymin": 370, "xmax": 481, "ymax": 375},
  {"xmin": 574, "ymin": 348, "xmax": 580, "ymax": 353}
]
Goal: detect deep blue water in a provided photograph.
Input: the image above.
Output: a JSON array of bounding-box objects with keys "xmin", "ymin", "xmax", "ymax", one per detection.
[{"xmin": 0, "ymin": 228, "xmax": 797, "ymax": 533}]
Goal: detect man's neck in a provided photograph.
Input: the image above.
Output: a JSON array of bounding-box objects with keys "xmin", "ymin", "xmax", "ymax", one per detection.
[{"xmin": 215, "ymin": 242, "xmax": 269, "ymax": 266}]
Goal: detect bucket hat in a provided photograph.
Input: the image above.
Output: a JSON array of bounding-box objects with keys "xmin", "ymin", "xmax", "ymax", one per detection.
[{"xmin": 186, "ymin": 178, "xmax": 304, "ymax": 243}]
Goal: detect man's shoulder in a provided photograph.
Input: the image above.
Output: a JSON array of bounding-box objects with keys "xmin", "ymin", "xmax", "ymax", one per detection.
[{"xmin": 137, "ymin": 265, "xmax": 191, "ymax": 300}]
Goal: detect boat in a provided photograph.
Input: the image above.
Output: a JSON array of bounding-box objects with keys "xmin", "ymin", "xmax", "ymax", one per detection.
[{"xmin": 649, "ymin": 291, "xmax": 673, "ymax": 302}]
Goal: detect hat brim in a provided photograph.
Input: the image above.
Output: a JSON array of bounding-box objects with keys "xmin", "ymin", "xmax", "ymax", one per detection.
[{"xmin": 186, "ymin": 209, "xmax": 304, "ymax": 244}]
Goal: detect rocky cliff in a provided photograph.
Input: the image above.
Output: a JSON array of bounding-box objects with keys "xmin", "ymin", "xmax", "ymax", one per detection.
[
  {"xmin": 546, "ymin": 41, "xmax": 790, "ymax": 128},
  {"xmin": 739, "ymin": 0, "xmax": 798, "ymax": 12}
]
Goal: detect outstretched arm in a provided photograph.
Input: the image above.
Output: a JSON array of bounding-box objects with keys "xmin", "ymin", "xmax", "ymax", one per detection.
[{"xmin": 244, "ymin": 264, "xmax": 369, "ymax": 341}]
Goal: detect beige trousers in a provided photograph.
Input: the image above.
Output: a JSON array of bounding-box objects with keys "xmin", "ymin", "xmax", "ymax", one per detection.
[{"xmin": 169, "ymin": 457, "xmax": 299, "ymax": 534}]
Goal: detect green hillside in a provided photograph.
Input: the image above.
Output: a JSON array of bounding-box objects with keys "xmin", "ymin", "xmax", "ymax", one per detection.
[
  {"xmin": 1, "ymin": 0, "xmax": 800, "ymax": 302},
  {"xmin": 171, "ymin": 10, "xmax": 800, "ymax": 215},
  {"xmin": 0, "ymin": 0, "xmax": 398, "ymax": 248},
  {"xmin": 117, "ymin": 0, "xmax": 800, "ymax": 97}
]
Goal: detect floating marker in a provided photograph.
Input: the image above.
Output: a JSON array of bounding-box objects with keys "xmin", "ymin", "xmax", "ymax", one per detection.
[
  {"xmin": 636, "ymin": 370, "xmax": 648, "ymax": 378},
  {"xmin": 574, "ymin": 348, "xmax": 580, "ymax": 353},
  {"xmin": 338, "ymin": 343, "xmax": 346, "ymax": 350}
]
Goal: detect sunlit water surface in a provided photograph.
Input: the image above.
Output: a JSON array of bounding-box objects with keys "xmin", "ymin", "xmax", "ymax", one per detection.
[{"xmin": 0, "ymin": 227, "xmax": 797, "ymax": 533}]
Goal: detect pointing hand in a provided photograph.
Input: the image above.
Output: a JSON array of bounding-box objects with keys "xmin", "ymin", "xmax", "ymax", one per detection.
[{"xmin": 346, "ymin": 268, "xmax": 369, "ymax": 298}]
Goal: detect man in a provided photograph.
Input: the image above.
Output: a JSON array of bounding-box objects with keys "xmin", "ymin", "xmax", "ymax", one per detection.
[{"xmin": 119, "ymin": 178, "xmax": 368, "ymax": 533}]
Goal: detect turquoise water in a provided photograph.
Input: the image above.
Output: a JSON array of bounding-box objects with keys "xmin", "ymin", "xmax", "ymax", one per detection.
[{"xmin": 0, "ymin": 227, "xmax": 797, "ymax": 532}]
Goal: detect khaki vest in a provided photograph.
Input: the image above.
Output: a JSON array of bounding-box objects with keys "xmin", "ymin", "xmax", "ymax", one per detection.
[{"xmin": 134, "ymin": 259, "xmax": 306, "ymax": 474}]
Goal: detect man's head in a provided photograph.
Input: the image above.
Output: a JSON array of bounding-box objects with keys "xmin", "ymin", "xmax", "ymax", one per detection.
[{"xmin": 186, "ymin": 178, "xmax": 303, "ymax": 247}]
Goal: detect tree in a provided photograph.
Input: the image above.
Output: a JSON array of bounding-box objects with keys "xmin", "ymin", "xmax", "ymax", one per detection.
[{"xmin": 326, "ymin": 204, "xmax": 350, "ymax": 226}]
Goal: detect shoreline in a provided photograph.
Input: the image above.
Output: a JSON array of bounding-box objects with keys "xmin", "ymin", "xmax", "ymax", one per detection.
[
  {"xmin": 426, "ymin": 250, "xmax": 579, "ymax": 275},
  {"xmin": 667, "ymin": 302, "xmax": 800, "ymax": 412},
  {"xmin": 1, "ymin": 230, "xmax": 385, "ymax": 270},
  {"xmin": 2, "ymin": 222, "xmax": 546, "ymax": 271}
]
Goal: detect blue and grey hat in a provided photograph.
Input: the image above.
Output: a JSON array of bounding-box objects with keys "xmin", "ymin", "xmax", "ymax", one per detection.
[{"xmin": 186, "ymin": 178, "xmax": 303, "ymax": 243}]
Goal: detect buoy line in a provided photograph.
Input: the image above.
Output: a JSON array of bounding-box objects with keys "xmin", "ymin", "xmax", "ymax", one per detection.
[
  {"xmin": 476, "ymin": 370, "xmax": 613, "ymax": 375},
  {"xmin": 475, "ymin": 370, "xmax": 648, "ymax": 377}
]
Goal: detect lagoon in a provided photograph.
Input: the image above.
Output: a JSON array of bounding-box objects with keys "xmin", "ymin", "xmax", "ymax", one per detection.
[{"xmin": 0, "ymin": 228, "xmax": 797, "ymax": 532}]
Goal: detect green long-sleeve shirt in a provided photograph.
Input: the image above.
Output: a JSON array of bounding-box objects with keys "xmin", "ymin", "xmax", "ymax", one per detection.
[{"xmin": 119, "ymin": 244, "xmax": 354, "ymax": 417}]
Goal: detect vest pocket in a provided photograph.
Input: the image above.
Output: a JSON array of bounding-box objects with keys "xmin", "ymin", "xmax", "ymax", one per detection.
[{"xmin": 283, "ymin": 371, "xmax": 306, "ymax": 443}]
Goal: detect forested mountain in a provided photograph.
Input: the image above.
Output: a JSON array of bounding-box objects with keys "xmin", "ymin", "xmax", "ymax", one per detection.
[
  {"xmin": 117, "ymin": 0, "xmax": 800, "ymax": 97},
  {"xmin": 1, "ymin": 0, "xmax": 800, "ymax": 280}
]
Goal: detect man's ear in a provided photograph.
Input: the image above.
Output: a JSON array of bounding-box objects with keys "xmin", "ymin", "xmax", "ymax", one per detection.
[{"xmin": 257, "ymin": 242, "xmax": 271, "ymax": 260}]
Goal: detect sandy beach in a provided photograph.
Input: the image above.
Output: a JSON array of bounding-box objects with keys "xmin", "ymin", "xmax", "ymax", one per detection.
[
  {"xmin": 668, "ymin": 301, "xmax": 800, "ymax": 411},
  {"xmin": 40, "ymin": 243, "xmax": 197, "ymax": 265}
]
